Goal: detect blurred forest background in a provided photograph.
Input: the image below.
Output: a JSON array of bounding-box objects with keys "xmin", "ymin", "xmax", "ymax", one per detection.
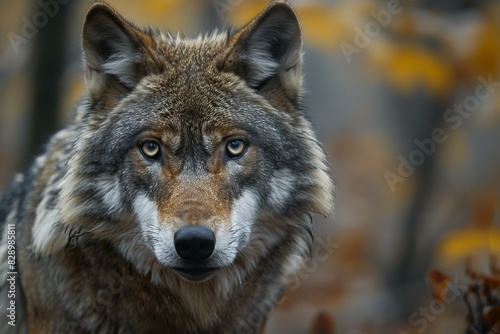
[{"xmin": 0, "ymin": 0, "xmax": 499, "ymax": 333}]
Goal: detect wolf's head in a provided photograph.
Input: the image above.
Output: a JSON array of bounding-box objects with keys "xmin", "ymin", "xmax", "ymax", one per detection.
[{"xmin": 33, "ymin": 1, "xmax": 333, "ymax": 286}]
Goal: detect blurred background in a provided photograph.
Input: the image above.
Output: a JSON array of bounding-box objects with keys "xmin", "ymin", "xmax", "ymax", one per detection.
[{"xmin": 0, "ymin": 0, "xmax": 499, "ymax": 333}]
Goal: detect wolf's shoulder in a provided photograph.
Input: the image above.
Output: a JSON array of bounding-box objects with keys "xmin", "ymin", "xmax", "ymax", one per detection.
[{"xmin": 0, "ymin": 113, "xmax": 81, "ymax": 229}]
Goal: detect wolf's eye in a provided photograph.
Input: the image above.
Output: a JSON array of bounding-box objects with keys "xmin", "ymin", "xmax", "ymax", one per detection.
[
  {"xmin": 140, "ymin": 141, "xmax": 161, "ymax": 159},
  {"xmin": 226, "ymin": 139, "xmax": 247, "ymax": 158}
]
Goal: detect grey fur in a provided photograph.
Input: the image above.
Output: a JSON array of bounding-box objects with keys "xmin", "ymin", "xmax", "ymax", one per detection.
[{"xmin": 0, "ymin": 1, "xmax": 334, "ymax": 333}]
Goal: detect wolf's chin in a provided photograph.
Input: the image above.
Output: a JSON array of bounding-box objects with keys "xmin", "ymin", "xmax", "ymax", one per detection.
[{"xmin": 174, "ymin": 269, "xmax": 216, "ymax": 283}]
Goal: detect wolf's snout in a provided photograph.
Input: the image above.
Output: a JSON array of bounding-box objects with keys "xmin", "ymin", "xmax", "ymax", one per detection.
[{"xmin": 174, "ymin": 226, "xmax": 216, "ymax": 261}]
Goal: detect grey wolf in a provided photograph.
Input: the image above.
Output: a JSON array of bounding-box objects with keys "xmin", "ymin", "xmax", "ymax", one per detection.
[{"xmin": 0, "ymin": 1, "xmax": 334, "ymax": 333}]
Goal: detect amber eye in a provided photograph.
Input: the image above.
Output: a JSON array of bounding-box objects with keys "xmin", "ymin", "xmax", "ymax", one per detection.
[
  {"xmin": 140, "ymin": 140, "xmax": 161, "ymax": 159},
  {"xmin": 226, "ymin": 139, "xmax": 247, "ymax": 158}
]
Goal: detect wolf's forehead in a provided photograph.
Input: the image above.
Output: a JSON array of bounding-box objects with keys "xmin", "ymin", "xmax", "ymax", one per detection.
[
  {"xmin": 153, "ymin": 32, "xmax": 229, "ymax": 69},
  {"xmin": 167, "ymin": 112, "xmax": 239, "ymax": 144},
  {"xmin": 142, "ymin": 81, "xmax": 241, "ymax": 125}
]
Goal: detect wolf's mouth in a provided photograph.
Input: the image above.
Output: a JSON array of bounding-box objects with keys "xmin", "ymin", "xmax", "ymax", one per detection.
[{"xmin": 172, "ymin": 267, "xmax": 217, "ymax": 282}]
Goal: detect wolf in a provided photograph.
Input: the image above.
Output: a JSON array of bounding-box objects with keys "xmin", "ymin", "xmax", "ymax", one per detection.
[{"xmin": 0, "ymin": 1, "xmax": 334, "ymax": 333}]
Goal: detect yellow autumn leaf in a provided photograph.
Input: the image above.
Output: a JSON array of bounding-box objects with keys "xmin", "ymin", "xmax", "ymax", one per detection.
[
  {"xmin": 465, "ymin": 21, "xmax": 500, "ymax": 78},
  {"xmin": 295, "ymin": 5, "xmax": 351, "ymax": 49},
  {"xmin": 368, "ymin": 43, "xmax": 454, "ymax": 96},
  {"xmin": 436, "ymin": 228, "xmax": 500, "ymax": 264}
]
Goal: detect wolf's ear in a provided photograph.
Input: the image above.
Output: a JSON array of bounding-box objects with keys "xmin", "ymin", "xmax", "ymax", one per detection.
[
  {"xmin": 220, "ymin": 1, "xmax": 303, "ymax": 103},
  {"xmin": 82, "ymin": 3, "xmax": 156, "ymax": 98}
]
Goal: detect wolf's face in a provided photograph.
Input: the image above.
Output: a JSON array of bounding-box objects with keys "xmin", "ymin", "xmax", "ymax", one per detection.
[
  {"xmin": 109, "ymin": 78, "xmax": 307, "ymax": 281},
  {"xmin": 32, "ymin": 2, "xmax": 334, "ymax": 284}
]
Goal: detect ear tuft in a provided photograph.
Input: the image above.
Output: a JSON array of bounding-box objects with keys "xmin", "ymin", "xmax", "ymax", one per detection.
[{"xmin": 221, "ymin": 2, "xmax": 303, "ymax": 101}]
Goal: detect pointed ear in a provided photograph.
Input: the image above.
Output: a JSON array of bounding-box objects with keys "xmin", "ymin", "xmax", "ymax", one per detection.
[
  {"xmin": 82, "ymin": 3, "xmax": 157, "ymax": 99},
  {"xmin": 220, "ymin": 1, "xmax": 303, "ymax": 103}
]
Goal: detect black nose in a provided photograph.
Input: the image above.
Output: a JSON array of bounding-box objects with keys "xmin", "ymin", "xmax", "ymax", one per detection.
[{"xmin": 174, "ymin": 226, "xmax": 216, "ymax": 261}]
